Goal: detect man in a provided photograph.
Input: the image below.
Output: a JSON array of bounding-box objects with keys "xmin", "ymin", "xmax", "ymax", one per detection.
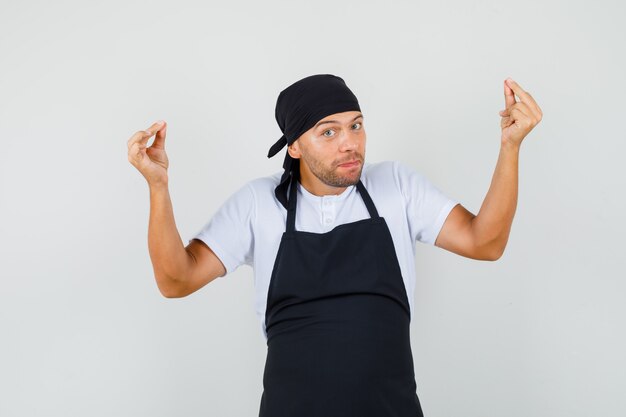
[{"xmin": 127, "ymin": 74, "xmax": 542, "ymax": 416}]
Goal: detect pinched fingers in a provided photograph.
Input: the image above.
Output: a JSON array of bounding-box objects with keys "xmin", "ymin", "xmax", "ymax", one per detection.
[
  {"xmin": 504, "ymin": 80, "xmax": 516, "ymax": 109},
  {"xmin": 499, "ymin": 101, "xmax": 532, "ymax": 118},
  {"xmin": 126, "ymin": 120, "xmax": 165, "ymax": 167},
  {"xmin": 127, "ymin": 138, "xmax": 148, "ymax": 166},
  {"xmin": 126, "ymin": 130, "xmax": 150, "ymax": 154},
  {"xmin": 505, "ymin": 79, "xmax": 542, "ymax": 120},
  {"xmin": 500, "ymin": 107, "xmax": 524, "ymax": 129},
  {"xmin": 126, "ymin": 120, "xmax": 165, "ymax": 150},
  {"xmin": 151, "ymin": 121, "xmax": 167, "ymax": 150},
  {"xmin": 500, "ymin": 103, "xmax": 538, "ymax": 130},
  {"xmin": 525, "ymin": 91, "xmax": 543, "ymax": 120}
]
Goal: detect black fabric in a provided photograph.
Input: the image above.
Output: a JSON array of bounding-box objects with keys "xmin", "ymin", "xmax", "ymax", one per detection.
[
  {"xmin": 268, "ymin": 74, "xmax": 362, "ymax": 209},
  {"xmin": 258, "ymin": 175, "xmax": 424, "ymax": 417}
]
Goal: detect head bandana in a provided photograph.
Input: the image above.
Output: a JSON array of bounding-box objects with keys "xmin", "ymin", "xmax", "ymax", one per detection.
[{"xmin": 267, "ymin": 74, "xmax": 362, "ymax": 209}]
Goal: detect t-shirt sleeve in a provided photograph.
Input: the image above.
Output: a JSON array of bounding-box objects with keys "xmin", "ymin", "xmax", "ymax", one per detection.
[
  {"xmin": 394, "ymin": 160, "xmax": 459, "ymax": 245},
  {"xmin": 189, "ymin": 182, "xmax": 255, "ymax": 276}
]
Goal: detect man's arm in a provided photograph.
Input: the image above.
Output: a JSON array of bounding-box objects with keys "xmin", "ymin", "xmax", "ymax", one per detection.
[
  {"xmin": 434, "ymin": 78, "xmax": 542, "ymax": 261},
  {"xmin": 148, "ymin": 185, "xmax": 226, "ymax": 298},
  {"xmin": 127, "ymin": 120, "xmax": 226, "ymax": 298},
  {"xmin": 435, "ymin": 142, "xmax": 519, "ymax": 261}
]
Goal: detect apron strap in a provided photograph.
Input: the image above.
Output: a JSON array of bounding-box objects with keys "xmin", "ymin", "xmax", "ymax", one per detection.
[
  {"xmin": 356, "ymin": 180, "xmax": 380, "ymax": 219},
  {"xmin": 286, "ymin": 173, "xmax": 298, "ymax": 233}
]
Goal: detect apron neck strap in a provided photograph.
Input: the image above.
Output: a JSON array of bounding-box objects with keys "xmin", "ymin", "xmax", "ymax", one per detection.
[
  {"xmin": 356, "ymin": 180, "xmax": 379, "ymax": 219},
  {"xmin": 286, "ymin": 172, "xmax": 299, "ymax": 233}
]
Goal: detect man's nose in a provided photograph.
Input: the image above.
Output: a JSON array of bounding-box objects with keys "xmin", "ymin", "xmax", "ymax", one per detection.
[{"xmin": 339, "ymin": 131, "xmax": 359, "ymax": 152}]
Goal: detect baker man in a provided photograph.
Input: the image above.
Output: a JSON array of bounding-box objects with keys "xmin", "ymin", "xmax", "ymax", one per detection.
[{"xmin": 127, "ymin": 74, "xmax": 542, "ymax": 416}]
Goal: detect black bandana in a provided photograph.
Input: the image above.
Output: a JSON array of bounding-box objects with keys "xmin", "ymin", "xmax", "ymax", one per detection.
[{"xmin": 267, "ymin": 74, "xmax": 362, "ymax": 209}]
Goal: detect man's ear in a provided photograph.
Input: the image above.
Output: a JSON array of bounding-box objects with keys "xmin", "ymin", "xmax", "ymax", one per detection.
[{"xmin": 287, "ymin": 140, "xmax": 301, "ymax": 159}]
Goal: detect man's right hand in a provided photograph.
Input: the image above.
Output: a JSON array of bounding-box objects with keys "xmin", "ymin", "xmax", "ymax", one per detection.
[{"xmin": 127, "ymin": 120, "xmax": 169, "ymax": 186}]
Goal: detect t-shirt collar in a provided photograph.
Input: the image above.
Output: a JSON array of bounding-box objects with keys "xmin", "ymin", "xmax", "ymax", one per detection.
[{"xmin": 297, "ymin": 180, "xmax": 356, "ymax": 203}]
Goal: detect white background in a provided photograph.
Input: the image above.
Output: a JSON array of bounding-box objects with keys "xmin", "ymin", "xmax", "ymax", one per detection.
[{"xmin": 1, "ymin": 0, "xmax": 625, "ymax": 416}]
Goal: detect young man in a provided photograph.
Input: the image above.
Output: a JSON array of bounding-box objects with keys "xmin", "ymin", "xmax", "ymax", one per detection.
[{"xmin": 127, "ymin": 74, "xmax": 542, "ymax": 416}]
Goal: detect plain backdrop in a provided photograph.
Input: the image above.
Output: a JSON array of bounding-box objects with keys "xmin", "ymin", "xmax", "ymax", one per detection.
[{"xmin": 1, "ymin": 0, "xmax": 625, "ymax": 416}]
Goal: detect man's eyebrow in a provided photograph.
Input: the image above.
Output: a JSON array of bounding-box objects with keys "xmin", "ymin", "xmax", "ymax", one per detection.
[{"xmin": 314, "ymin": 113, "xmax": 364, "ymax": 129}]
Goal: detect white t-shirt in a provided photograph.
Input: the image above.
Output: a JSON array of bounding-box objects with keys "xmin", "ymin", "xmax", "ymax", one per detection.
[{"xmin": 190, "ymin": 160, "xmax": 459, "ymax": 341}]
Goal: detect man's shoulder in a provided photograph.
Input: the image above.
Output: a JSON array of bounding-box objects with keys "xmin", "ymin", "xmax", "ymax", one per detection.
[{"xmin": 234, "ymin": 171, "xmax": 285, "ymax": 209}]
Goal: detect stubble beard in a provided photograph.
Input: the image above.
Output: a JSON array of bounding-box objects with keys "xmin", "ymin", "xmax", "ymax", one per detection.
[{"xmin": 301, "ymin": 152, "xmax": 365, "ymax": 188}]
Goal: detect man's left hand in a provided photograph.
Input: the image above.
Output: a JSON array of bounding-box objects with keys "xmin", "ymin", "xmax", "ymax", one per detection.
[{"xmin": 499, "ymin": 78, "xmax": 543, "ymax": 148}]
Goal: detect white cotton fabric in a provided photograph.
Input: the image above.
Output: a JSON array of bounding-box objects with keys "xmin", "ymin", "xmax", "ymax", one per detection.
[{"xmin": 190, "ymin": 160, "xmax": 459, "ymax": 341}]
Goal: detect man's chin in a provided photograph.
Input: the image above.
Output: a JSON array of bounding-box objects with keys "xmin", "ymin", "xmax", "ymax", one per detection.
[{"xmin": 335, "ymin": 169, "xmax": 363, "ymax": 187}]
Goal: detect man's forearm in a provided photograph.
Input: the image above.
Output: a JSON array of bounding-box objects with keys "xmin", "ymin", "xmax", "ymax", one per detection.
[
  {"xmin": 148, "ymin": 184, "xmax": 191, "ymax": 294},
  {"xmin": 471, "ymin": 141, "xmax": 520, "ymax": 258}
]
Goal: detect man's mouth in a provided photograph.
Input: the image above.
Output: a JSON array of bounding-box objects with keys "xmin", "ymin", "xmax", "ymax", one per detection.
[{"xmin": 338, "ymin": 160, "xmax": 360, "ymax": 168}]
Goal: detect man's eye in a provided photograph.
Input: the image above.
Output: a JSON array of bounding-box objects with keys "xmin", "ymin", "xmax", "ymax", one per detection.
[
  {"xmin": 323, "ymin": 129, "xmax": 334, "ymax": 137},
  {"xmin": 352, "ymin": 122, "xmax": 362, "ymax": 129}
]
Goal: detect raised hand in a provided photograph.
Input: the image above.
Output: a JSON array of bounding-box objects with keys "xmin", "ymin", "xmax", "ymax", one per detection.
[
  {"xmin": 499, "ymin": 78, "xmax": 543, "ymax": 148},
  {"xmin": 127, "ymin": 120, "xmax": 169, "ymax": 186}
]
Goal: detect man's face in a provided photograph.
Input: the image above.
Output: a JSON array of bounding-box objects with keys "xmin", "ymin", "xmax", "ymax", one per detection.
[{"xmin": 288, "ymin": 110, "xmax": 366, "ymax": 190}]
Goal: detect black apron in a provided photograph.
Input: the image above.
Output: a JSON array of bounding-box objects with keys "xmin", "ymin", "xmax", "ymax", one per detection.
[{"xmin": 259, "ymin": 174, "xmax": 424, "ymax": 417}]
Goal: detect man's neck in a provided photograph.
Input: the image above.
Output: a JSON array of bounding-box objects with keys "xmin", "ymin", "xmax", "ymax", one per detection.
[{"xmin": 299, "ymin": 175, "xmax": 348, "ymax": 197}]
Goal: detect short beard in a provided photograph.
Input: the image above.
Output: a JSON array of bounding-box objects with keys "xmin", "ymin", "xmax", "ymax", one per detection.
[{"xmin": 300, "ymin": 152, "xmax": 364, "ymax": 188}]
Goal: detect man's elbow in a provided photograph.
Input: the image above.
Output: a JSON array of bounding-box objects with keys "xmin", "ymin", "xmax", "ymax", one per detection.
[
  {"xmin": 155, "ymin": 274, "xmax": 188, "ymax": 298},
  {"xmin": 160, "ymin": 287, "xmax": 186, "ymax": 298},
  {"xmin": 481, "ymin": 243, "xmax": 505, "ymax": 261}
]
